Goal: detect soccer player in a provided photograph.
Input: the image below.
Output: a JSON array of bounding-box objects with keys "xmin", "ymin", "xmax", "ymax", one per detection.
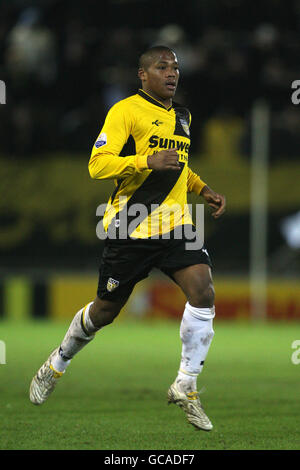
[{"xmin": 29, "ymin": 46, "xmax": 226, "ymax": 431}]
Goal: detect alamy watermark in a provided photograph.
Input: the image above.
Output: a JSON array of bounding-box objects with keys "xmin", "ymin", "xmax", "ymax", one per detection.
[
  {"xmin": 291, "ymin": 80, "xmax": 300, "ymax": 105},
  {"xmin": 96, "ymin": 198, "xmax": 205, "ymax": 250},
  {"xmin": 0, "ymin": 80, "xmax": 6, "ymax": 104},
  {"xmin": 291, "ymin": 340, "xmax": 300, "ymax": 365},
  {"xmin": 0, "ymin": 340, "xmax": 6, "ymax": 364}
]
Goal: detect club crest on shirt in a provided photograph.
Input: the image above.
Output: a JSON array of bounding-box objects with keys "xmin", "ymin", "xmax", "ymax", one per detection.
[
  {"xmin": 180, "ymin": 119, "xmax": 190, "ymax": 136},
  {"xmin": 107, "ymin": 277, "xmax": 119, "ymax": 292},
  {"xmin": 95, "ymin": 132, "xmax": 107, "ymax": 148}
]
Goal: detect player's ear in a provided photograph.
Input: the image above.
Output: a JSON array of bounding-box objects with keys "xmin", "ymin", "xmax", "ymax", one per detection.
[{"xmin": 138, "ymin": 67, "xmax": 146, "ymax": 82}]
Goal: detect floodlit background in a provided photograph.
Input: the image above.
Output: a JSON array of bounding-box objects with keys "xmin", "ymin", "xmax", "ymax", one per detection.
[
  {"xmin": 1, "ymin": 0, "xmax": 300, "ymax": 452},
  {"xmin": 0, "ymin": 0, "xmax": 299, "ymax": 322}
]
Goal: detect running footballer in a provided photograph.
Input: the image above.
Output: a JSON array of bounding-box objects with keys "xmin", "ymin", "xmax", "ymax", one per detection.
[{"xmin": 30, "ymin": 46, "xmax": 226, "ymax": 431}]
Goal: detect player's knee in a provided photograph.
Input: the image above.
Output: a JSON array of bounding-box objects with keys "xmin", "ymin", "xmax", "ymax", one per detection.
[{"xmin": 189, "ymin": 283, "xmax": 215, "ymax": 308}]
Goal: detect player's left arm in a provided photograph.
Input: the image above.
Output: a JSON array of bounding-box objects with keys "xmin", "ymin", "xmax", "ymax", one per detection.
[
  {"xmin": 187, "ymin": 167, "xmax": 207, "ymax": 195},
  {"xmin": 187, "ymin": 167, "xmax": 226, "ymax": 219},
  {"xmin": 186, "ymin": 112, "xmax": 225, "ymax": 218}
]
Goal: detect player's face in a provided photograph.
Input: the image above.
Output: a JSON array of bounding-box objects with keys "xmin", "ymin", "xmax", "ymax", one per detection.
[{"xmin": 139, "ymin": 51, "xmax": 180, "ymax": 104}]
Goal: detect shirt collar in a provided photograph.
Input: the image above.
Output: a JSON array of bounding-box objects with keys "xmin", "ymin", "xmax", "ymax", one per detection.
[{"xmin": 138, "ymin": 89, "xmax": 173, "ymax": 111}]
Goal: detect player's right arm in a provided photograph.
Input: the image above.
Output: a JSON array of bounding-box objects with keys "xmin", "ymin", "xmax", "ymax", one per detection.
[
  {"xmin": 89, "ymin": 101, "xmax": 180, "ymax": 180},
  {"xmin": 89, "ymin": 102, "xmax": 149, "ymax": 180}
]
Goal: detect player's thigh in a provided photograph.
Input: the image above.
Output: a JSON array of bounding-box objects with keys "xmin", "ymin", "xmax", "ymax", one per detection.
[
  {"xmin": 172, "ymin": 264, "xmax": 215, "ymax": 308},
  {"xmin": 95, "ymin": 239, "xmax": 157, "ymax": 325}
]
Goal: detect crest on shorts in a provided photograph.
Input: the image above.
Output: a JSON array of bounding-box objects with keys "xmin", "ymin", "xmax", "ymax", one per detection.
[
  {"xmin": 180, "ymin": 118, "xmax": 190, "ymax": 136},
  {"xmin": 107, "ymin": 277, "xmax": 119, "ymax": 292}
]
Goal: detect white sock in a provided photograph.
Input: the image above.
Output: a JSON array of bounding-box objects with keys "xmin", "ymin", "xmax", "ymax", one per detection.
[
  {"xmin": 51, "ymin": 302, "xmax": 98, "ymax": 373},
  {"xmin": 82, "ymin": 302, "xmax": 99, "ymax": 335},
  {"xmin": 51, "ymin": 351, "xmax": 71, "ymax": 373},
  {"xmin": 175, "ymin": 302, "xmax": 215, "ymax": 393}
]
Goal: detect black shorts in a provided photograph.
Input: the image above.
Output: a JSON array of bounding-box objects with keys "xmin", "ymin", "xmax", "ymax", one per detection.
[{"xmin": 97, "ymin": 226, "xmax": 212, "ymax": 301}]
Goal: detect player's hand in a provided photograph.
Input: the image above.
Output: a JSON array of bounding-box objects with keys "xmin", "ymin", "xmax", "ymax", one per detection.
[
  {"xmin": 147, "ymin": 149, "xmax": 181, "ymax": 171},
  {"xmin": 201, "ymin": 185, "xmax": 226, "ymax": 219}
]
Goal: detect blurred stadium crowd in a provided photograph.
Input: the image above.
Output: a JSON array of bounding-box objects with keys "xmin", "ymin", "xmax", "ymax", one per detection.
[
  {"xmin": 1, "ymin": 0, "xmax": 300, "ymax": 160},
  {"xmin": 0, "ymin": 0, "xmax": 300, "ymax": 276}
]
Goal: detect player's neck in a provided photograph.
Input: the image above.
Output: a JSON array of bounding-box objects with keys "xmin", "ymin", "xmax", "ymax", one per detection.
[{"xmin": 141, "ymin": 88, "xmax": 172, "ymax": 109}]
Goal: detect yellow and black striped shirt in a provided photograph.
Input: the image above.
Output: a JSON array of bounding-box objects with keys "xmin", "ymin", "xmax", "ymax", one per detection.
[{"xmin": 89, "ymin": 89, "xmax": 207, "ymax": 239}]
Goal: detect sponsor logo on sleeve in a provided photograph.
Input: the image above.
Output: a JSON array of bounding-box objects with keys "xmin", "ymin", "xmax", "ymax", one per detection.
[{"xmin": 95, "ymin": 133, "xmax": 107, "ymax": 148}]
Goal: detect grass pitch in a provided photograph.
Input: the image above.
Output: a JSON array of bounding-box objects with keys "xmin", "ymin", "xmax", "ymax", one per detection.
[{"xmin": 0, "ymin": 318, "xmax": 299, "ymax": 450}]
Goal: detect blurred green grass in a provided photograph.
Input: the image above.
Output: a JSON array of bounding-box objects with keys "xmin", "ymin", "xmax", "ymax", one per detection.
[{"xmin": 0, "ymin": 318, "xmax": 299, "ymax": 450}]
